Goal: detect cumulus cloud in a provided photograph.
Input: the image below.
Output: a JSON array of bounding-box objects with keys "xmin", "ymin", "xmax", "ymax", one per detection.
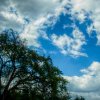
[
  {"xmin": 1, "ymin": 0, "xmax": 100, "ymax": 56},
  {"xmin": 0, "ymin": 0, "xmax": 69, "ymax": 47},
  {"xmin": 64, "ymin": 61, "xmax": 100, "ymax": 100},
  {"xmin": 69, "ymin": 0, "xmax": 100, "ymax": 45},
  {"xmin": 0, "ymin": 1, "xmax": 100, "ymax": 99},
  {"xmin": 0, "ymin": 9, "xmax": 24, "ymax": 31},
  {"xmin": 51, "ymin": 27, "xmax": 87, "ymax": 57}
]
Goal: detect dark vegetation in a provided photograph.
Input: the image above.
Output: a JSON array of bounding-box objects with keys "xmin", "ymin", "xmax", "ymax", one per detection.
[{"xmin": 0, "ymin": 29, "xmax": 85, "ymax": 100}]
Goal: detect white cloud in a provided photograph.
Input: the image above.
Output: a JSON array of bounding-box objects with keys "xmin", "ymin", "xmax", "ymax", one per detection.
[
  {"xmin": 18, "ymin": 0, "xmax": 69, "ymax": 47},
  {"xmin": 0, "ymin": 10, "xmax": 24, "ymax": 32},
  {"xmin": 87, "ymin": 24, "xmax": 96, "ymax": 36},
  {"xmin": 69, "ymin": 0, "xmax": 100, "ymax": 45},
  {"xmin": 51, "ymin": 28, "xmax": 87, "ymax": 57},
  {"xmin": 1, "ymin": 0, "xmax": 100, "ymax": 56},
  {"xmin": 0, "ymin": 10, "xmax": 24, "ymax": 24},
  {"xmin": 0, "ymin": 0, "xmax": 69, "ymax": 47},
  {"xmin": 20, "ymin": 16, "xmax": 50, "ymax": 47},
  {"xmin": 64, "ymin": 61, "xmax": 100, "ymax": 100}
]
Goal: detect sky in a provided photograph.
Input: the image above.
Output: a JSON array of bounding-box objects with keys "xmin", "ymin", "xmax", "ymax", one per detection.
[{"xmin": 0, "ymin": 0, "xmax": 100, "ymax": 100}]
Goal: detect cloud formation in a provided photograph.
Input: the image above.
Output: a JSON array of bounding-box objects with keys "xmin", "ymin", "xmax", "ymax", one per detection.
[
  {"xmin": 70, "ymin": 0, "xmax": 100, "ymax": 45},
  {"xmin": 0, "ymin": 0, "xmax": 100, "ymax": 57},
  {"xmin": 64, "ymin": 61, "xmax": 100, "ymax": 100},
  {"xmin": 0, "ymin": 0, "xmax": 100, "ymax": 99},
  {"xmin": 51, "ymin": 27, "xmax": 87, "ymax": 57},
  {"xmin": 0, "ymin": 0, "xmax": 69, "ymax": 47}
]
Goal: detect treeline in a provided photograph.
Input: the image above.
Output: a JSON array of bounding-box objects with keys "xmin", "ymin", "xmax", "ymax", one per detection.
[{"xmin": 0, "ymin": 29, "xmax": 85, "ymax": 100}]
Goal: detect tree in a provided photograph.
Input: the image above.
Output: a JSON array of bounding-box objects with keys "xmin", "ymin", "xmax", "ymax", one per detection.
[{"xmin": 0, "ymin": 29, "xmax": 70, "ymax": 100}]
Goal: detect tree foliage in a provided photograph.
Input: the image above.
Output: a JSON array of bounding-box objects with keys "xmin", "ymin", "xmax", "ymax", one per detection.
[{"xmin": 0, "ymin": 29, "xmax": 70, "ymax": 100}]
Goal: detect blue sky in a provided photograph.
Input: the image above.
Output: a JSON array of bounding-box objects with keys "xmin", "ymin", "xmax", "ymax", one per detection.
[
  {"xmin": 0, "ymin": 0, "xmax": 100, "ymax": 100},
  {"xmin": 38, "ymin": 13, "xmax": 100, "ymax": 76}
]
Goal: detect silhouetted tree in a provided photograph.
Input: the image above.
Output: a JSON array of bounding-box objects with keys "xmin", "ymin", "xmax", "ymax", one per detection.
[{"xmin": 0, "ymin": 29, "xmax": 70, "ymax": 100}]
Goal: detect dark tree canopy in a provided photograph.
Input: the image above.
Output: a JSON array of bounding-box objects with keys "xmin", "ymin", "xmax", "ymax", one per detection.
[{"xmin": 0, "ymin": 29, "xmax": 70, "ymax": 100}]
